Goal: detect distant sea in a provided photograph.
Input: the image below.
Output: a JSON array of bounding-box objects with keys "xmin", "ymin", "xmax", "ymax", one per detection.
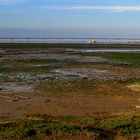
[
  {"xmin": 1, "ymin": 28, "xmax": 140, "ymax": 38},
  {"xmin": 0, "ymin": 28, "xmax": 140, "ymax": 43}
]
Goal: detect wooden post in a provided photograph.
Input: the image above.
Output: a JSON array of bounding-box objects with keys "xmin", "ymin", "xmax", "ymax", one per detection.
[
  {"xmin": 72, "ymin": 39, "xmax": 75, "ymax": 44},
  {"xmin": 76, "ymin": 38, "xmax": 78, "ymax": 44},
  {"xmin": 90, "ymin": 39, "xmax": 92, "ymax": 44},
  {"xmin": 104, "ymin": 39, "xmax": 107, "ymax": 47},
  {"xmin": 27, "ymin": 38, "xmax": 30, "ymax": 44},
  {"xmin": 59, "ymin": 39, "xmax": 61, "ymax": 44},
  {"xmin": 11, "ymin": 38, "xmax": 13, "ymax": 44}
]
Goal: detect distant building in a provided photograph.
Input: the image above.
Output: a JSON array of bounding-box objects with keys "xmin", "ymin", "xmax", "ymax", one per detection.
[{"xmin": 87, "ymin": 39, "xmax": 96, "ymax": 44}]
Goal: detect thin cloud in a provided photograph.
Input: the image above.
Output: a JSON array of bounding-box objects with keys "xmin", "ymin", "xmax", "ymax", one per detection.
[
  {"xmin": 44, "ymin": 6, "xmax": 140, "ymax": 12},
  {"xmin": 0, "ymin": 0, "xmax": 23, "ymax": 3}
]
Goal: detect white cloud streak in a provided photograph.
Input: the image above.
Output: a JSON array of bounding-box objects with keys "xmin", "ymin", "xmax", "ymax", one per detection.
[{"xmin": 45, "ymin": 6, "xmax": 140, "ymax": 12}]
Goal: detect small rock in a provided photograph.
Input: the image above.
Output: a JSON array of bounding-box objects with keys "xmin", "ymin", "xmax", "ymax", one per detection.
[
  {"xmin": 11, "ymin": 98, "xmax": 19, "ymax": 102},
  {"xmin": 136, "ymin": 106, "xmax": 140, "ymax": 109}
]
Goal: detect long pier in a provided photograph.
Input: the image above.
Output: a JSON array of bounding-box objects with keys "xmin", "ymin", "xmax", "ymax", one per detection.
[{"xmin": 0, "ymin": 37, "xmax": 140, "ymax": 44}]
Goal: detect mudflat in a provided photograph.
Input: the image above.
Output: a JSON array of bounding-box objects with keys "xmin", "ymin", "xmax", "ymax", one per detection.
[{"xmin": 1, "ymin": 44, "xmax": 140, "ymax": 139}]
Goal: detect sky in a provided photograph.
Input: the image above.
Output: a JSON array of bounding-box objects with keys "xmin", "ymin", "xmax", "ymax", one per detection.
[{"xmin": 0, "ymin": 0, "xmax": 140, "ymax": 37}]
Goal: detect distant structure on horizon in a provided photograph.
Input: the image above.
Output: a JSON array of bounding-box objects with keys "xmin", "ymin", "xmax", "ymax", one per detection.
[{"xmin": 87, "ymin": 39, "xmax": 96, "ymax": 44}]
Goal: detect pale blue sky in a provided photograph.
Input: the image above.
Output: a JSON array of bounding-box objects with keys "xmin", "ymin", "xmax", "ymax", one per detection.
[{"xmin": 0, "ymin": 0, "xmax": 140, "ymax": 37}]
